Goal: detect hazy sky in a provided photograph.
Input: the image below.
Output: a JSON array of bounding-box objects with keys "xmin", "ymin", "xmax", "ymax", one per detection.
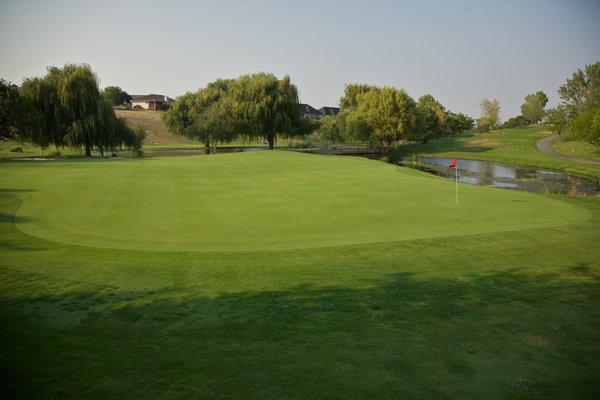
[{"xmin": 1, "ymin": 0, "xmax": 599, "ymax": 118}]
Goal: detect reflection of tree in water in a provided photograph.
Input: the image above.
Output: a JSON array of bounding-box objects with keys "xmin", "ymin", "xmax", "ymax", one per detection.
[{"xmin": 388, "ymin": 156, "xmax": 600, "ymax": 195}]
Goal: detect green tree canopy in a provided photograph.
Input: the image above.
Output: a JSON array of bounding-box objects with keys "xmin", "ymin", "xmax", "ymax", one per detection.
[
  {"xmin": 316, "ymin": 117, "xmax": 344, "ymax": 143},
  {"xmin": 520, "ymin": 91, "xmax": 548, "ymax": 124},
  {"xmin": 339, "ymin": 84, "xmax": 372, "ymax": 111},
  {"xmin": 0, "ymin": 79, "xmax": 35, "ymax": 140},
  {"xmin": 501, "ymin": 115, "xmax": 529, "ymax": 129},
  {"xmin": 227, "ymin": 73, "xmax": 301, "ymax": 149},
  {"xmin": 416, "ymin": 94, "xmax": 448, "ymax": 141},
  {"xmin": 558, "ymin": 61, "xmax": 600, "ymax": 117},
  {"xmin": 19, "ymin": 64, "xmax": 140, "ymax": 155},
  {"xmin": 568, "ymin": 107, "xmax": 600, "ymax": 145},
  {"xmin": 163, "ymin": 79, "xmax": 235, "ymax": 153},
  {"xmin": 103, "ymin": 86, "xmax": 131, "ymax": 106},
  {"xmin": 477, "ymin": 98, "xmax": 501, "ymax": 132},
  {"xmin": 446, "ymin": 112, "xmax": 474, "ymax": 135},
  {"xmin": 545, "ymin": 105, "xmax": 569, "ymax": 137},
  {"xmin": 338, "ymin": 84, "xmax": 418, "ymax": 147}
]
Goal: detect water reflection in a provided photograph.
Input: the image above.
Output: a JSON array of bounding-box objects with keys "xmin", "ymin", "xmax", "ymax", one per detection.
[{"xmin": 408, "ymin": 157, "xmax": 600, "ymax": 196}]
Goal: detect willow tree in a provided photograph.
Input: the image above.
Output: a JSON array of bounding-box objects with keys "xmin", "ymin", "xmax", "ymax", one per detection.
[
  {"xmin": 59, "ymin": 65, "xmax": 102, "ymax": 155},
  {"xmin": 20, "ymin": 76, "xmax": 65, "ymax": 150},
  {"xmin": 19, "ymin": 63, "xmax": 140, "ymax": 156},
  {"xmin": 163, "ymin": 80, "xmax": 235, "ymax": 154},
  {"xmin": 228, "ymin": 73, "xmax": 301, "ymax": 149}
]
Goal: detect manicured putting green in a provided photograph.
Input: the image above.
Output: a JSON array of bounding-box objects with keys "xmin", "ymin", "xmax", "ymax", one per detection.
[{"xmin": 2, "ymin": 151, "xmax": 589, "ymax": 251}]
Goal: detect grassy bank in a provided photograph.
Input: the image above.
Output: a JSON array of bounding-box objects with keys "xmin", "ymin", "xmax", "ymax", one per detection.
[
  {"xmin": 1, "ymin": 151, "xmax": 599, "ymax": 399},
  {"xmin": 552, "ymin": 138, "xmax": 600, "ymax": 161},
  {"xmin": 115, "ymin": 109, "xmax": 198, "ymax": 148},
  {"xmin": 395, "ymin": 125, "xmax": 600, "ymax": 178}
]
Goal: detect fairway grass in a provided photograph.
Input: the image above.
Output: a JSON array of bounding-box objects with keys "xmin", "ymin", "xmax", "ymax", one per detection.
[{"xmin": 1, "ymin": 151, "xmax": 599, "ymax": 399}]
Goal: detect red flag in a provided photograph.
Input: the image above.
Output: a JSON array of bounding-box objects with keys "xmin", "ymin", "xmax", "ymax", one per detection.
[{"xmin": 449, "ymin": 158, "xmax": 457, "ymax": 169}]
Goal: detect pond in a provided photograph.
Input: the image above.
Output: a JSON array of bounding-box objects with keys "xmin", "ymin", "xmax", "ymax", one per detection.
[{"xmin": 395, "ymin": 156, "xmax": 600, "ymax": 196}]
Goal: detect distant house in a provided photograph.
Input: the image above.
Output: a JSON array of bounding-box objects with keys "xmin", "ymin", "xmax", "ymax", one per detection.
[
  {"xmin": 298, "ymin": 103, "xmax": 322, "ymax": 119},
  {"xmin": 318, "ymin": 106, "xmax": 340, "ymax": 117},
  {"xmin": 130, "ymin": 94, "xmax": 174, "ymax": 110},
  {"xmin": 298, "ymin": 103, "xmax": 340, "ymax": 119}
]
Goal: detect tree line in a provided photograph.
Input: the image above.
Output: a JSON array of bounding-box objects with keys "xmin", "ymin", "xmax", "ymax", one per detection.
[
  {"xmin": 3, "ymin": 61, "xmax": 598, "ymax": 154},
  {"xmin": 163, "ymin": 73, "xmax": 314, "ymax": 152},
  {"xmin": 0, "ymin": 64, "xmax": 145, "ymax": 156},
  {"xmin": 315, "ymin": 85, "xmax": 474, "ymax": 148}
]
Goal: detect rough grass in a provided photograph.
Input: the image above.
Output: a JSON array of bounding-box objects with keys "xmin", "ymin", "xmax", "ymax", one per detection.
[
  {"xmin": 552, "ymin": 138, "xmax": 600, "ymax": 161},
  {"xmin": 115, "ymin": 109, "xmax": 200, "ymax": 148},
  {"xmin": 396, "ymin": 125, "xmax": 600, "ymax": 178},
  {"xmin": 1, "ymin": 152, "xmax": 599, "ymax": 399}
]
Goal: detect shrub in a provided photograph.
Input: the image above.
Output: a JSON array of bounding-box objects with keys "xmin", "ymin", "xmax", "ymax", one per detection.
[
  {"xmin": 317, "ymin": 117, "xmax": 343, "ymax": 143},
  {"xmin": 288, "ymin": 140, "xmax": 314, "ymax": 149},
  {"xmin": 568, "ymin": 108, "xmax": 600, "ymax": 145},
  {"xmin": 132, "ymin": 105, "xmax": 144, "ymax": 110},
  {"xmin": 130, "ymin": 124, "xmax": 146, "ymax": 156},
  {"xmin": 501, "ymin": 115, "xmax": 529, "ymax": 129},
  {"xmin": 10, "ymin": 146, "xmax": 23, "ymax": 152}
]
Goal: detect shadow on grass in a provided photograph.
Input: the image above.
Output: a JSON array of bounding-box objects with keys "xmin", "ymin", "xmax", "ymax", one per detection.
[
  {"xmin": 0, "ymin": 191, "xmax": 36, "ymax": 225},
  {"xmin": 0, "ymin": 188, "xmax": 37, "ymax": 193},
  {"xmin": 1, "ymin": 266, "xmax": 599, "ymax": 399},
  {"xmin": 0, "ymin": 213, "xmax": 35, "ymax": 224}
]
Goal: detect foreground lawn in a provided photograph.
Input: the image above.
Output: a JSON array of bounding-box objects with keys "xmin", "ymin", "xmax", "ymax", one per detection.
[
  {"xmin": 395, "ymin": 125, "xmax": 600, "ymax": 178},
  {"xmin": 1, "ymin": 152, "xmax": 599, "ymax": 399}
]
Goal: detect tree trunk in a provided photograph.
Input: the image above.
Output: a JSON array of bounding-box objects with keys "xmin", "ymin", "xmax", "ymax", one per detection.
[
  {"xmin": 205, "ymin": 140, "xmax": 211, "ymax": 154},
  {"xmin": 85, "ymin": 144, "xmax": 91, "ymax": 157},
  {"xmin": 267, "ymin": 136, "xmax": 275, "ymax": 150}
]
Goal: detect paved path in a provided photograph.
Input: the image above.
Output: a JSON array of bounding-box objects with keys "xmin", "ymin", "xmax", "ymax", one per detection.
[{"xmin": 536, "ymin": 134, "xmax": 600, "ymax": 165}]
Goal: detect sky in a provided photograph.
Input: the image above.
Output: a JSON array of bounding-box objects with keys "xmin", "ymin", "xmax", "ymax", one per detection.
[{"xmin": 0, "ymin": 0, "xmax": 599, "ymax": 119}]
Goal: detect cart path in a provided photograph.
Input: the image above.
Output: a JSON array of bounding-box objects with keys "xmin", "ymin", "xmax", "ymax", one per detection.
[{"xmin": 536, "ymin": 134, "xmax": 600, "ymax": 165}]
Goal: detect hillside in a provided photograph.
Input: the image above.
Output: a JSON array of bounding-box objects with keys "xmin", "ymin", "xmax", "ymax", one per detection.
[{"xmin": 115, "ymin": 109, "xmax": 201, "ymax": 148}]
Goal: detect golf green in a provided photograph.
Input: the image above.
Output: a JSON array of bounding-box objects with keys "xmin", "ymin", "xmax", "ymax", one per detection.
[{"xmin": 1, "ymin": 151, "xmax": 590, "ymax": 251}]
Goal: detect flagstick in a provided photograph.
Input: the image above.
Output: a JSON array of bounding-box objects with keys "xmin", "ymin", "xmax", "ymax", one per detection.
[{"xmin": 455, "ymin": 163, "xmax": 459, "ymax": 206}]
